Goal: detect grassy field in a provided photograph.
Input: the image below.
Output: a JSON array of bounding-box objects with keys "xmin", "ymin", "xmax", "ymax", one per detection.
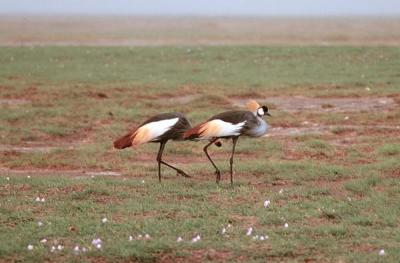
[{"xmin": 1, "ymin": 46, "xmax": 400, "ymax": 262}]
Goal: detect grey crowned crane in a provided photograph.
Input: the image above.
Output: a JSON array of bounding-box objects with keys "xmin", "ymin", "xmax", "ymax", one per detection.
[
  {"xmin": 113, "ymin": 112, "xmax": 192, "ymax": 182},
  {"xmin": 184, "ymin": 100, "xmax": 271, "ymax": 185}
]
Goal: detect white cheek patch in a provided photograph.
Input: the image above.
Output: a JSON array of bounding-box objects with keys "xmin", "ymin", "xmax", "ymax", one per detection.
[{"xmin": 257, "ymin": 108, "xmax": 264, "ymax": 116}]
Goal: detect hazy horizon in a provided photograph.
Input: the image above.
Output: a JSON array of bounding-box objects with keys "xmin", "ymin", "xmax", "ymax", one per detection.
[{"xmin": 1, "ymin": 0, "xmax": 400, "ymax": 16}]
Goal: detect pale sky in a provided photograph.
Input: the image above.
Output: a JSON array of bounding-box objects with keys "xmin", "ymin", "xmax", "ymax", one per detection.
[{"xmin": 1, "ymin": 0, "xmax": 400, "ymax": 16}]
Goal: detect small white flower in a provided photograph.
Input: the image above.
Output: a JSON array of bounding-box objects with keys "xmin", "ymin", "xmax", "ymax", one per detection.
[
  {"xmin": 252, "ymin": 235, "xmax": 259, "ymax": 240},
  {"xmin": 379, "ymin": 249, "xmax": 385, "ymax": 256},
  {"xmin": 137, "ymin": 234, "xmax": 142, "ymax": 239},
  {"xmin": 57, "ymin": 245, "xmax": 63, "ymax": 251},
  {"xmin": 41, "ymin": 198, "xmax": 45, "ymax": 202},
  {"xmin": 264, "ymin": 200, "xmax": 271, "ymax": 208},
  {"xmin": 74, "ymin": 246, "xmax": 80, "ymax": 254},
  {"xmin": 92, "ymin": 238, "xmax": 102, "ymax": 245},
  {"xmin": 82, "ymin": 247, "xmax": 87, "ymax": 252},
  {"xmin": 365, "ymin": 87, "xmax": 371, "ymax": 91},
  {"xmin": 141, "ymin": 180, "xmax": 145, "ymax": 184},
  {"xmin": 221, "ymin": 228, "xmax": 226, "ymax": 234},
  {"xmin": 96, "ymin": 243, "xmax": 102, "ymax": 249},
  {"xmin": 50, "ymin": 246, "xmax": 56, "ymax": 252},
  {"xmin": 35, "ymin": 197, "xmax": 41, "ymax": 202},
  {"xmin": 27, "ymin": 175, "xmax": 31, "ymax": 179},
  {"xmin": 284, "ymin": 223, "xmax": 289, "ymax": 228},
  {"xmin": 279, "ymin": 189, "xmax": 284, "ymax": 194},
  {"xmin": 27, "ymin": 244, "xmax": 34, "ymax": 250},
  {"xmin": 38, "ymin": 221, "xmax": 43, "ymax": 227},
  {"xmin": 6, "ymin": 177, "xmax": 10, "ymax": 181},
  {"xmin": 265, "ymin": 235, "xmax": 269, "ymax": 239},
  {"xmin": 91, "ymin": 175, "xmax": 95, "ymax": 178},
  {"xmin": 191, "ymin": 234, "xmax": 201, "ymax": 243},
  {"xmin": 177, "ymin": 237, "xmax": 183, "ymax": 242},
  {"xmin": 246, "ymin": 227, "xmax": 253, "ymax": 236},
  {"xmin": 227, "ymin": 224, "xmax": 232, "ymax": 228},
  {"xmin": 129, "ymin": 235, "xmax": 133, "ymax": 241},
  {"xmin": 260, "ymin": 236, "xmax": 265, "ymax": 241},
  {"xmin": 102, "ymin": 217, "xmax": 108, "ymax": 223},
  {"xmin": 40, "ymin": 239, "xmax": 47, "ymax": 243},
  {"xmin": 145, "ymin": 234, "xmax": 150, "ymax": 239},
  {"xmin": 344, "ymin": 116, "xmax": 349, "ymax": 120}
]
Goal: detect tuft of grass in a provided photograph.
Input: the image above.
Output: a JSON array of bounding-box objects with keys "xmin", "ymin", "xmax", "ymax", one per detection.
[
  {"xmin": 377, "ymin": 144, "xmax": 400, "ymax": 156},
  {"xmin": 344, "ymin": 175, "xmax": 380, "ymax": 195},
  {"xmin": 302, "ymin": 139, "xmax": 335, "ymax": 157}
]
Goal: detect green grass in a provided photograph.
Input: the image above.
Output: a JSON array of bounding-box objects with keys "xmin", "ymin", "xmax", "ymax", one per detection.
[
  {"xmin": 1, "ymin": 46, "xmax": 400, "ymax": 262},
  {"xmin": 377, "ymin": 144, "xmax": 400, "ymax": 156},
  {"xmin": 1, "ymin": 174, "xmax": 400, "ymax": 262},
  {"xmin": 1, "ymin": 46, "xmax": 400, "ymax": 92},
  {"xmin": 1, "ymin": 46, "xmax": 400, "ymax": 143}
]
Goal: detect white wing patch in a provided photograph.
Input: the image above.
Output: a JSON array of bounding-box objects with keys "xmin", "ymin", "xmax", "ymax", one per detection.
[
  {"xmin": 203, "ymin": 119, "xmax": 246, "ymax": 138},
  {"xmin": 146, "ymin": 117, "xmax": 179, "ymax": 141},
  {"xmin": 137, "ymin": 117, "xmax": 179, "ymax": 143}
]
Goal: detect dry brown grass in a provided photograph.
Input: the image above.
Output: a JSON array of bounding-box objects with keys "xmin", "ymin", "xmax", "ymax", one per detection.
[{"xmin": 1, "ymin": 16, "xmax": 400, "ymax": 46}]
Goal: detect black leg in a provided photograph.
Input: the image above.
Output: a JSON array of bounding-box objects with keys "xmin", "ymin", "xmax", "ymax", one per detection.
[
  {"xmin": 156, "ymin": 142, "xmax": 190, "ymax": 181},
  {"xmin": 160, "ymin": 160, "xmax": 190, "ymax": 178},
  {"xmin": 203, "ymin": 138, "xmax": 221, "ymax": 184},
  {"xmin": 229, "ymin": 137, "xmax": 239, "ymax": 186},
  {"xmin": 156, "ymin": 142, "xmax": 166, "ymax": 182}
]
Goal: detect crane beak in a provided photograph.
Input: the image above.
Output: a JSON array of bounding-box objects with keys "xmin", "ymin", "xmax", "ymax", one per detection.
[{"xmin": 266, "ymin": 112, "xmax": 272, "ymax": 117}]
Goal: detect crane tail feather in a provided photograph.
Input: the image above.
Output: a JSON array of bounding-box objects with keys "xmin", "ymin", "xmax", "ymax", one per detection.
[{"xmin": 113, "ymin": 133, "xmax": 133, "ymax": 149}]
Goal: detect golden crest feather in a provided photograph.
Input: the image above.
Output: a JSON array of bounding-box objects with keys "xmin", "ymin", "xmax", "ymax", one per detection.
[{"xmin": 246, "ymin": 100, "xmax": 260, "ymax": 113}]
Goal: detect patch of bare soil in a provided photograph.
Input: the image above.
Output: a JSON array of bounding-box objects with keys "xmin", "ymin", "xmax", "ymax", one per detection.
[
  {"xmin": 0, "ymin": 99, "xmax": 30, "ymax": 105},
  {"xmin": 134, "ymin": 152, "xmax": 257, "ymax": 164},
  {"xmin": 351, "ymin": 243, "xmax": 376, "ymax": 253},
  {"xmin": 232, "ymin": 96, "xmax": 396, "ymax": 113},
  {"xmin": 158, "ymin": 249, "xmax": 234, "ymax": 263},
  {"xmin": 266, "ymin": 124, "xmax": 400, "ymax": 137},
  {"xmin": 0, "ymin": 144, "xmax": 74, "ymax": 153},
  {"xmin": 0, "ymin": 168, "xmax": 121, "ymax": 177},
  {"xmin": 86, "ymin": 171, "xmax": 121, "ymax": 176},
  {"xmin": 134, "ymin": 153, "xmax": 203, "ymax": 164},
  {"xmin": 314, "ymin": 179, "xmax": 351, "ymax": 199},
  {"xmin": 155, "ymin": 93, "xmax": 232, "ymax": 107},
  {"xmin": 0, "ymin": 140, "xmax": 91, "ymax": 153},
  {"xmin": 267, "ymin": 126, "xmax": 331, "ymax": 137},
  {"xmin": 162, "ymin": 94, "xmax": 199, "ymax": 104},
  {"xmin": 229, "ymin": 215, "xmax": 259, "ymax": 226}
]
